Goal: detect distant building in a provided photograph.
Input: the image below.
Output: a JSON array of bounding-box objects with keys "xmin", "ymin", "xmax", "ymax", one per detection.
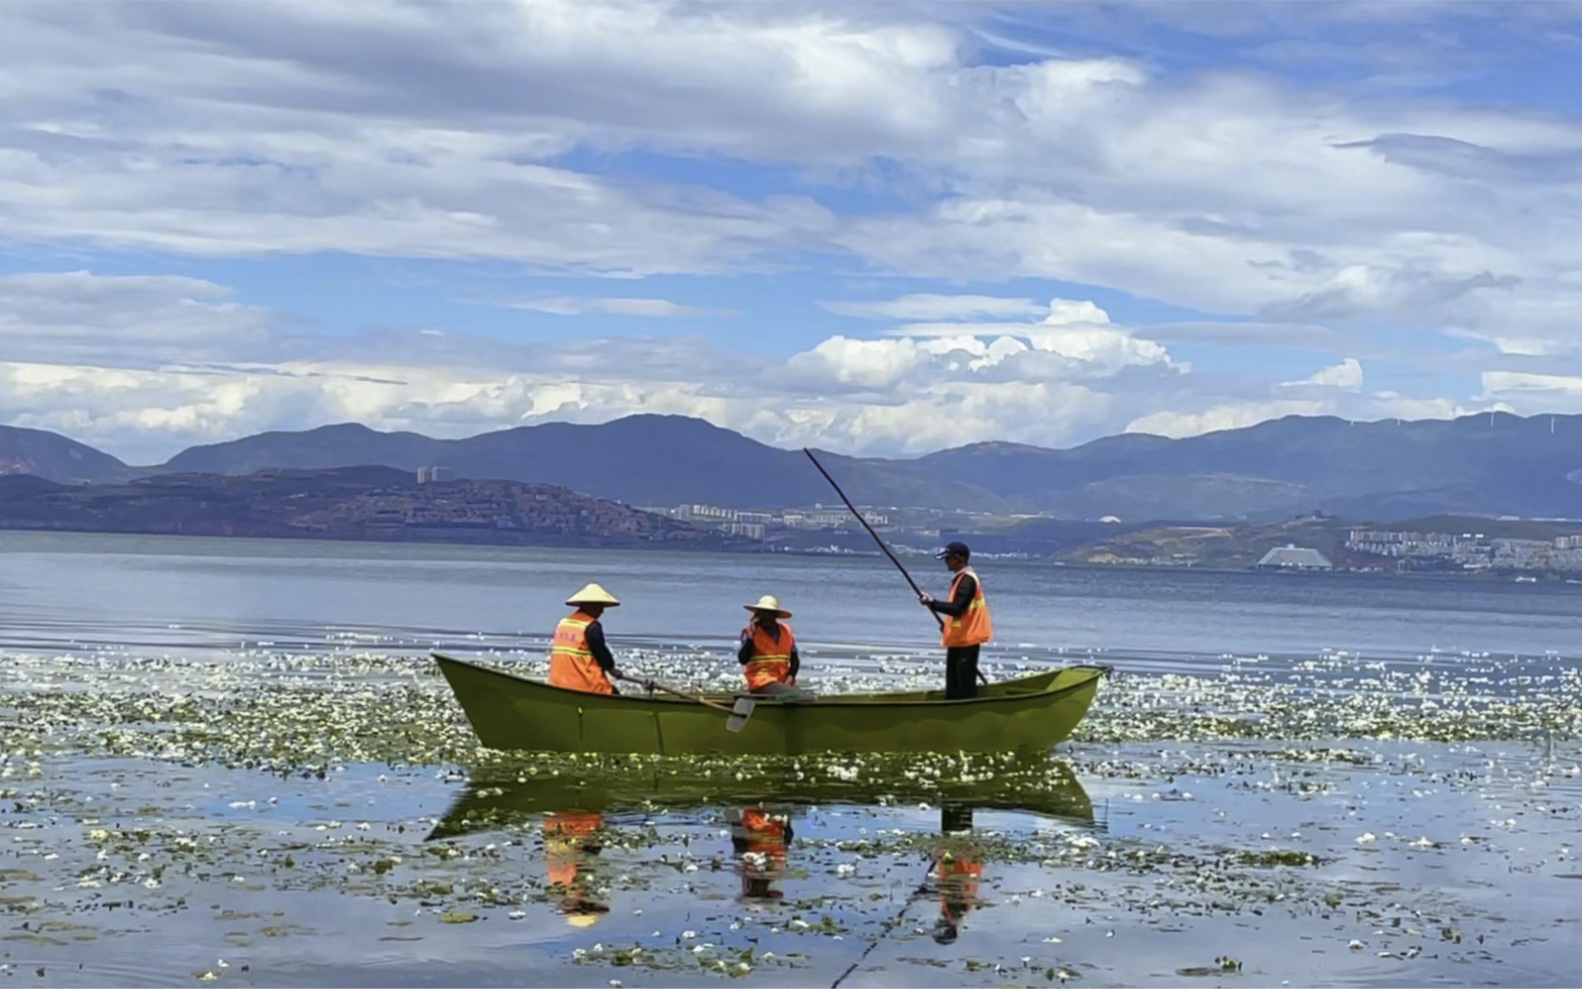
[
  {"xmin": 1256, "ymin": 544, "xmax": 1333, "ymax": 570},
  {"xmin": 416, "ymin": 466, "xmax": 455, "ymax": 483}
]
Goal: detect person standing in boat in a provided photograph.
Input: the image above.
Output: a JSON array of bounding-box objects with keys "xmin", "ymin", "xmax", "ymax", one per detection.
[
  {"xmin": 917, "ymin": 541, "xmax": 993, "ymax": 700},
  {"xmin": 548, "ymin": 583, "xmax": 625, "ymax": 695},
  {"xmin": 737, "ymin": 595, "xmax": 810, "ymax": 698}
]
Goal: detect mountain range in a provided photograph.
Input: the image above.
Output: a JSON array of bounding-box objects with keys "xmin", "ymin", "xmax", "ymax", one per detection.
[
  {"xmin": 0, "ymin": 467, "xmax": 739, "ymax": 550},
  {"xmin": 3, "ymin": 411, "xmax": 1580, "ymax": 522}
]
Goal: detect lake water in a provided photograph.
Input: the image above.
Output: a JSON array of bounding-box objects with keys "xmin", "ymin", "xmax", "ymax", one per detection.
[
  {"xmin": 2, "ymin": 530, "xmax": 1581, "ymax": 987},
  {"xmin": 4, "ymin": 529, "xmax": 1580, "ymax": 666}
]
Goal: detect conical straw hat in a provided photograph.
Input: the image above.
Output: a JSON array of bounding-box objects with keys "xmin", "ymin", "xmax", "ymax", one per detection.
[
  {"xmin": 743, "ymin": 594, "xmax": 791, "ymax": 618},
  {"xmin": 566, "ymin": 583, "xmax": 620, "ymax": 607}
]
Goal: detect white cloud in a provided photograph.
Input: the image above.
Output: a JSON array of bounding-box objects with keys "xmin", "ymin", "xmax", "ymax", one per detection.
[
  {"xmin": 0, "ymin": 270, "xmax": 272, "ymax": 363},
  {"xmin": 500, "ymin": 296, "xmax": 738, "ymax": 318},
  {"xmin": 1126, "ymin": 390, "xmax": 1473, "ymax": 440},
  {"xmin": 1480, "ymin": 370, "xmax": 1582, "ymax": 415},
  {"xmin": 0, "ymin": 271, "xmax": 1165, "ymax": 460},
  {"xmin": 1127, "ymin": 401, "xmax": 1329, "ymax": 439},
  {"xmin": 1282, "ymin": 357, "xmax": 1364, "ymax": 390},
  {"xmin": 871, "ymin": 299, "xmax": 1168, "ymax": 376},
  {"xmin": 2, "ymin": 272, "xmax": 1505, "ymax": 462},
  {"xmin": 0, "ymin": 0, "xmax": 1578, "ymax": 346},
  {"xmin": 0, "ymin": 2, "xmax": 1577, "ymax": 452}
]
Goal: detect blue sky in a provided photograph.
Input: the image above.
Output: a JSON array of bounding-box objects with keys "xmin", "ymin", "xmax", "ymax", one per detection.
[{"xmin": 1, "ymin": 0, "xmax": 1581, "ymax": 463}]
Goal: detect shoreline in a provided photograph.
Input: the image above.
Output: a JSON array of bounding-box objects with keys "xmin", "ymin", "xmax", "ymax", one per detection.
[{"xmin": 1, "ymin": 524, "xmax": 1574, "ymax": 583}]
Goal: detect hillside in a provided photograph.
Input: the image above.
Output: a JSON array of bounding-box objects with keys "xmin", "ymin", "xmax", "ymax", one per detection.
[
  {"xmin": 6, "ymin": 411, "xmax": 1582, "ymax": 522},
  {"xmin": 0, "ymin": 468, "xmax": 743, "ymax": 550},
  {"xmin": 915, "ymin": 413, "xmax": 1582, "ymax": 520},
  {"xmin": 0, "ymin": 425, "xmax": 129, "ymax": 484},
  {"xmin": 160, "ymin": 416, "xmax": 1011, "ymax": 513}
]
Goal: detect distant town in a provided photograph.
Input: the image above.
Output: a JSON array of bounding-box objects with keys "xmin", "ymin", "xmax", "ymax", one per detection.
[
  {"xmin": 1343, "ymin": 528, "xmax": 1582, "ymax": 574},
  {"xmin": 638, "ymin": 502, "xmax": 889, "ymax": 545},
  {"xmin": 633, "ymin": 492, "xmax": 1582, "ymax": 578}
]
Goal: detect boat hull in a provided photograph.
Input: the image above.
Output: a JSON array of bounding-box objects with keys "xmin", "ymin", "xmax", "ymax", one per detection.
[{"xmin": 433, "ymin": 652, "xmax": 1107, "ymax": 756}]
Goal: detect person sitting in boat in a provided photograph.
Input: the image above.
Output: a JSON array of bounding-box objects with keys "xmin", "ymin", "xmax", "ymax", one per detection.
[
  {"xmin": 917, "ymin": 541, "xmax": 993, "ymax": 700},
  {"xmin": 738, "ymin": 595, "xmax": 811, "ymax": 698},
  {"xmin": 548, "ymin": 583, "xmax": 626, "ymax": 695},
  {"xmin": 545, "ymin": 810, "xmax": 610, "ymax": 927},
  {"xmin": 730, "ymin": 806, "xmax": 792, "ymax": 901}
]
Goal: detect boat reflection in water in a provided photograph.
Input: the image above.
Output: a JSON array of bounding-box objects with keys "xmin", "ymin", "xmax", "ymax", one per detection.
[
  {"xmin": 543, "ymin": 811, "xmax": 610, "ymax": 928},
  {"xmin": 426, "ymin": 755, "xmax": 1092, "ymax": 938},
  {"xmin": 427, "ymin": 752, "xmax": 1095, "ymax": 841}
]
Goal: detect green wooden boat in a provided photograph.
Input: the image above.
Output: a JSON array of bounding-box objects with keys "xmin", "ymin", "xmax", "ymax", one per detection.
[
  {"xmin": 433, "ymin": 652, "xmax": 1109, "ymax": 756},
  {"xmin": 426, "ymin": 755, "xmax": 1095, "ymax": 841}
]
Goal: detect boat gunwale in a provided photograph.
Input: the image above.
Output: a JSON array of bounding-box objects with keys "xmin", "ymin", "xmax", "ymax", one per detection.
[{"xmin": 432, "ymin": 652, "xmax": 1108, "ymax": 710}]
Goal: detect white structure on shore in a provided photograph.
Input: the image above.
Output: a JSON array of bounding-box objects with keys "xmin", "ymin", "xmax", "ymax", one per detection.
[{"xmin": 1256, "ymin": 544, "xmax": 1333, "ymax": 570}]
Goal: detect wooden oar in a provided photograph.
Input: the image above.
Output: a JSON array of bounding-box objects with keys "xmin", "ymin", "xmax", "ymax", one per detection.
[
  {"xmin": 615, "ymin": 672, "xmax": 757, "ymax": 732},
  {"xmin": 803, "ymin": 449, "xmax": 990, "ymax": 686}
]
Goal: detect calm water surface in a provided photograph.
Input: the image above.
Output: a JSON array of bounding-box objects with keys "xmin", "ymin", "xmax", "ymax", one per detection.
[{"xmin": 3, "ymin": 530, "xmax": 1580, "ymax": 664}]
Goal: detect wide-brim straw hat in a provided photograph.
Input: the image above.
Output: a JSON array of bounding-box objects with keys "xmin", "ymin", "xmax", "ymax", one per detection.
[
  {"xmin": 744, "ymin": 594, "xmax": 791, "ymax": 618},
  {"xmin": 566, "ymin": 582, "xmax": 620, "ymax": 607}
]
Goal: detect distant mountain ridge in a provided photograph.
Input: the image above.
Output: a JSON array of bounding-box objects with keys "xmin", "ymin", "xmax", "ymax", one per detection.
[
  {"xmin": 0, "ymin": 425, "xmax": 129, "ymax": 484},
  {"xmin": 0, "ymin": 467, "xmax": 738, "ymax": 550},
  {"xmin": 7, "ymin": 412, "xmax": 1582, "ymax": 522},
  {"xmin": 159, "ymin": 416, "xmax": 1011, "ymax": 512}
]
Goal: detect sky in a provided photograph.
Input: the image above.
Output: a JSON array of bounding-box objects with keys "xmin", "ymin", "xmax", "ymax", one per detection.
[{"xmin": 5, "ymin": 0, "xmax": 1582, "ymax": 464}]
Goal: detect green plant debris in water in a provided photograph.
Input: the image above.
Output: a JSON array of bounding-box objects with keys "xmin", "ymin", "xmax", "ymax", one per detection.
[
  {"xmin": 1235, "ymin": 849, "xmax": 1319, "ymax": 867},
  {"xmin": 0, "ymin": 648, "xmax": 1579, "ymax": 985}
]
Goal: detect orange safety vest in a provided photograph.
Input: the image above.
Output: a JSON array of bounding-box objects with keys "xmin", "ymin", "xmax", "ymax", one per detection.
[
  {"xmin": 548, "ymin": 611, "xmax": 614, "ymax": 694},
  {"xmin": 940, "ymin": 568, "xmax": 993, "ymax": 648},
  {"xmin": 738, "ymin": 808, "xmax": 789, "ymax": 899},
  {"xmin": 743, "ymin": 623, "xmax": 796, "ymax": 691},
  {"xmin": 740, "ymin": 809, "xmax": 789, "ymax": 860},
  {"xmin": 936, "ymin": 853, "xmax": 983, "ymax": 920},
  {"xmin": 545, "ymin": 811, "xmax": 603, "ymax": 888}
]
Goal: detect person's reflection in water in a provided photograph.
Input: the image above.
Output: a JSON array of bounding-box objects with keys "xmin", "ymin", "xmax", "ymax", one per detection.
[
  {"xmin": 544, "ymin": 810, "xmax": 609, "ymax": 928},
  {"xmin": 932, "ymin": 803, "xmax": 983, "ymax": 945},
  {"xmin": 730, "ymin": 806, "xmax": 793, "ymax": 902}
]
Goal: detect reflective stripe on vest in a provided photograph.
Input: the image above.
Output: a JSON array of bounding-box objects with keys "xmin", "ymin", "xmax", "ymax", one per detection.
[
  {"xmin": 548, "ymin": 611, "xmax": 614, "ymax": 694},
  {"xmin": 744, "ymin": 622, "xmax": 795, "ymax": 690},
  {"xmin": 940, "ymin": 568, "xmax": 993, "ymax": 648}
]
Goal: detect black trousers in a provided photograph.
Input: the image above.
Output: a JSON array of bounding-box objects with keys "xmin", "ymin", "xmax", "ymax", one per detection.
[{"xmin": 945, "ymin": 645, "xmax": 980, "ymax": 700}]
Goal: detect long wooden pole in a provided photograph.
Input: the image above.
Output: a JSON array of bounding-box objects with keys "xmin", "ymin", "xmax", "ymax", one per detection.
[
  {"xmin": 803, "ymin": 449, "xmax": 943, "ymax": 629},
  {"xmin": 803, "ymin": 449, "xmax": 989, "ymax": 685}
]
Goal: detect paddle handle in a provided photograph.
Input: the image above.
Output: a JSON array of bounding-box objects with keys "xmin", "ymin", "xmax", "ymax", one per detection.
[
  {"xmin": 802, "ymin": 449, "xmax": 945, "ymax": 632},
  {"xmin": 614, "ymin": 671, "xmax": 736, "ymax": 715}
]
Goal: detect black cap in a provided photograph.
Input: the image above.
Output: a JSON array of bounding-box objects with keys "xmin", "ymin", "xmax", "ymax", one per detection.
[{"xmin": 935, "ymin": 541, "xmax": 970, "ymax": 560}]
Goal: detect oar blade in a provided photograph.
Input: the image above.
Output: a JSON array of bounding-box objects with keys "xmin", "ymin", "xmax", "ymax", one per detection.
[{"xmin": 726, "ymin": 696, "xmax": 756, "ymax": 732}]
